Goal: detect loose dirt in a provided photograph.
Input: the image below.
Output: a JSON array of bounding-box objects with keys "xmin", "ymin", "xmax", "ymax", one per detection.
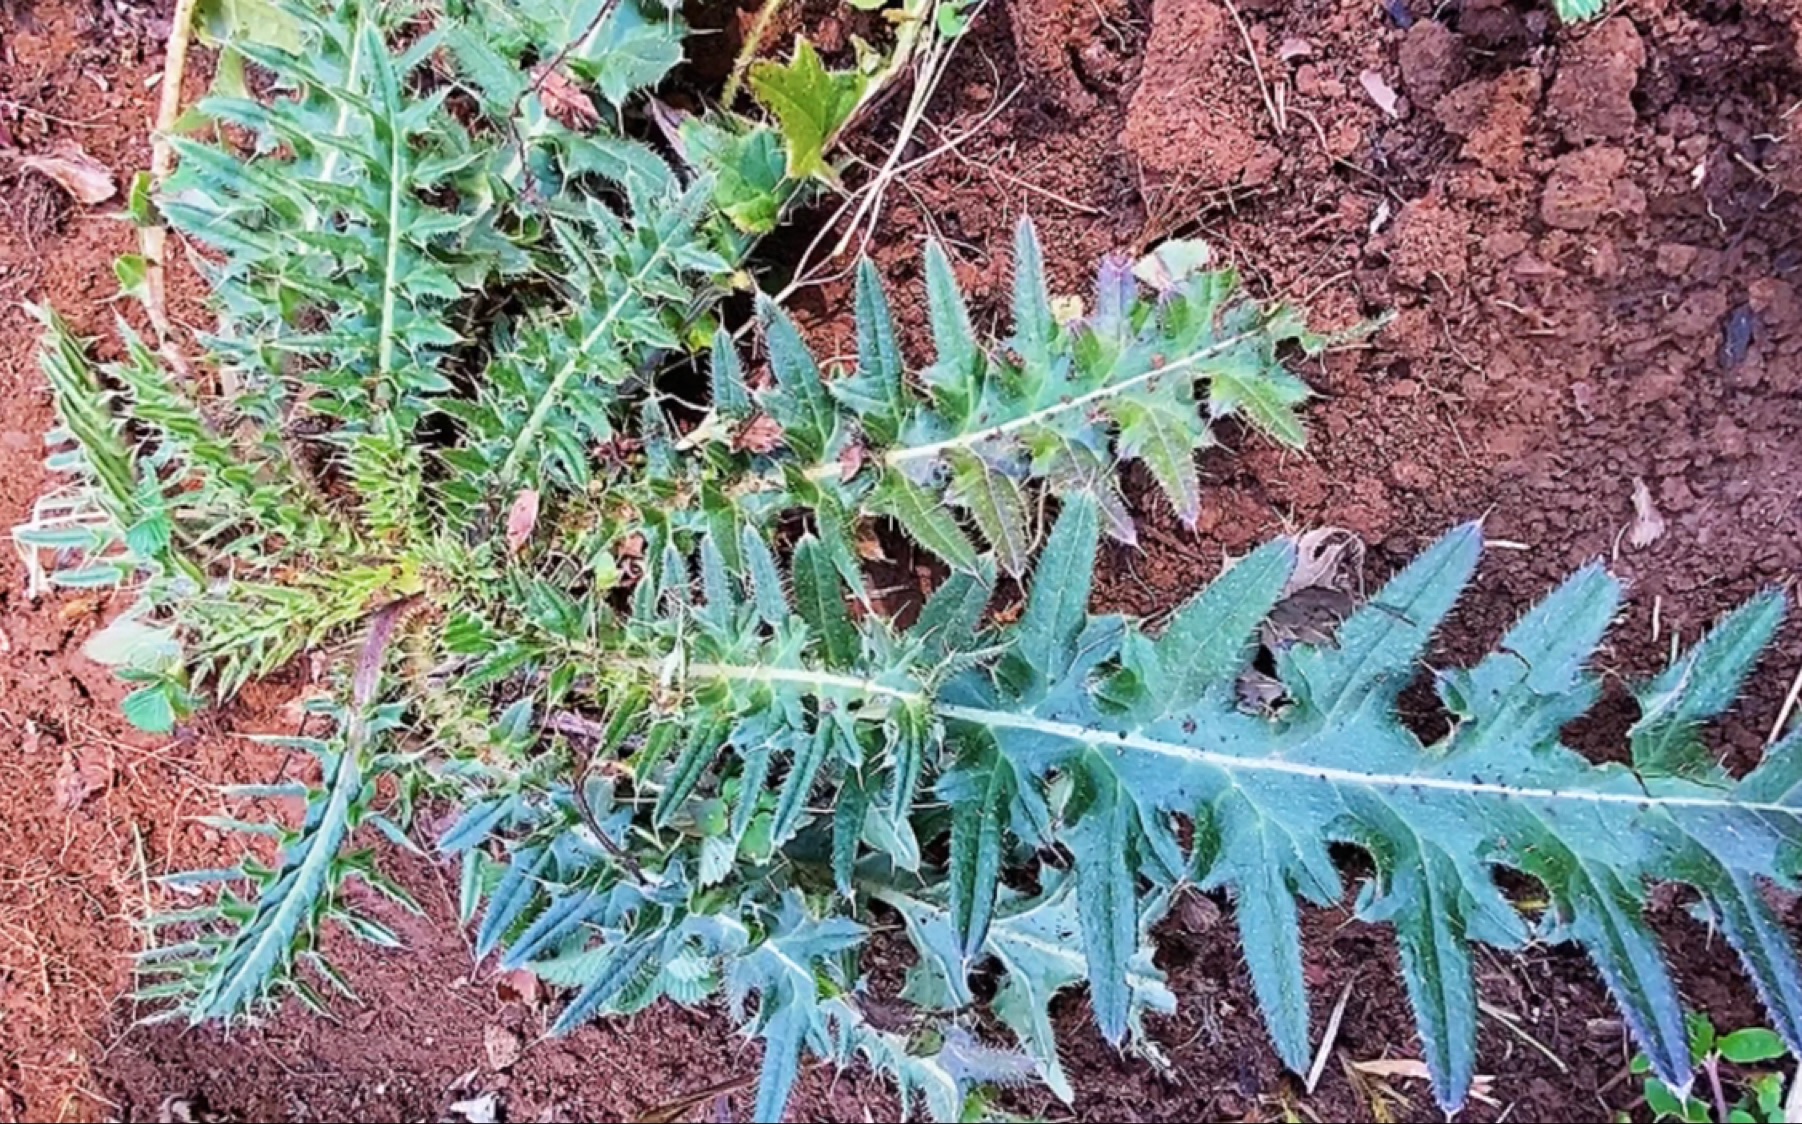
[{"xmin": 2, "ymin": 0, "xmax": 1800, "ymax": 1120}]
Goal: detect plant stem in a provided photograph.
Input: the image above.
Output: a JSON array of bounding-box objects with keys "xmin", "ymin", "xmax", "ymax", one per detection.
[
  {"xmin": 1705, "ymin": 1056, "xmax": 1729, "ymax": 1123},
  {"xmin": 141, "ymin": 0, "xmax": 201, "ymax": 378},
  {"xmin": 721, "ymin": 0, "xmax": 789, "ymax": 108}
]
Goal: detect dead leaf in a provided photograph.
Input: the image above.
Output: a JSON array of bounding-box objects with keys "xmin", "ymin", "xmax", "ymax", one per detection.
[
  {"xmin": 1629, "ymin": 477, "xmax": 1666, "ymax": 548},
  {"xmin": 837, "ymin": 439, "xmax": 866, "ymax": 482},
  {"xmin": 57, "ymin": 593, "xmax": 104, "ymax": 622},
  {"xmin": 18, "ymin": 140, "xmax": 117, "ymax": 204},
  {"xmin": 1350, "ymin": 1058, "xmax": 1495, "ymax": 1098},
  {"xmin": 732, "ymin": 413, "xmax": 786, "ymax": 455},
  {"xmin": 484, "ymin": 1024, "xmax": 523, "ymax": 1071},
  {"xmin": 448, "ymin": 1092, "xmax": 499, "ymax": 1124},
  {"xmin": 1173, "ymin": 887, "xmax": 1221, "ymax": 933},
  {"xmin": 536, "ymin": 66, "xmax": 599, "ymax": 132},
  {"xmin": 1279, "ymin": 37, "xmax": 1314, "ymax": 61},
  {"xmin": 55, "ymin": 748, "xmax": 109, "ymax": 810},
  {"xmin": 158, "ymin": 1095, "xmax": 228, "ymax": 1124},
  {"xmin": 278, "ymin": 688, "xmax": 333, "ymax": 729},
  {"xmin": 1350, "ymin": 1057, "xmax": 1432, "ymax": 1081},
  {"xmin": 855, "ymin": 533, "xmax": 888, "ymax": 562},
  {"xmin": 1257, "ymin": 527, "xmax": 1364, "ymax": 649},
  {"xmin": 495, "ymin": 969, "xmax": 546, "ymax": 1008},
  {"xmin": 506, "ymin": 489, "xmax": 540, "ymax": 555},
  {"xmin": 1284, "ymin": 527, "xmax": 1365, "ymax": 597},
  {"xmin": 1360, "ymin": 70, "xmax": 1402, "ymax": 118}
]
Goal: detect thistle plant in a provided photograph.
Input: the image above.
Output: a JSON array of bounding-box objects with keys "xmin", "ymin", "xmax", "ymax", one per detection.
[{"xmin": 15, "ymin": 1, "xmax": 1802, "ymax": 1121}]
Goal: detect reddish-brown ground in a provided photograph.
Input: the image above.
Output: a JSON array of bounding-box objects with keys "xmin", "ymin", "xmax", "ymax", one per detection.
[{"xmin": 2, "ymin": 0, "xmax": 1801, "ymax": 1120}]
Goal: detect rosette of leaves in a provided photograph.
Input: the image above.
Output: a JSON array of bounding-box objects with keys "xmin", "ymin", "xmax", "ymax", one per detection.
[{"xmin": 22, "ymin": 0, "xmax": 1802, "ymax": 1119}]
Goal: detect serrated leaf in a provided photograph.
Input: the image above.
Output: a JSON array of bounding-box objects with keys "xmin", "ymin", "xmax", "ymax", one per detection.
[
  {"xmin": 1067, "ymin": 760, "xmax": 1135, "ymax": 1043},
  {"xmin": 948, "ymin": 760, "xmax": 1008, "ymax": 959},
  {"xmin": 758, "ymin": 294, "xmax": 837, "ymax": 458},
  {"xmin": 1153, "ymin": 540, "xmax": 1294, "ymax": 712},
  {"xmin": 947, "ymin": 453, "xmax": 1032, "ymax": 577},
  {"xmin": 1209, "ymin": 363, "xmax": 1310, "ymax": 449},
  {"xmin": 868, "ymin": 472, "xmax": 981, "ymax": 573},
  {"xmin": 1112, "ymin": 395, "xmax": 1206, "ymax": 528},
  {"xmin": 791, "ymin": 535, "xmax": 857, "ymax": 668},
  {"xmin": 1010, "ymin": 496, "xmax": 1098, "ymax": 693},
  {"xmin": 1633, "ymin": 592, "xmax": 1785, "ymax": 778},
  {"xmin": 1010, "ymin": 218, "xmax": 1055, "ymax": 385}
]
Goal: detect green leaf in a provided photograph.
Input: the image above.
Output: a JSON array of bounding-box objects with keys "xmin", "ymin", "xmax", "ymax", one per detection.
[
  {"xmin": 115, "ymin": 254, "xmax": 150, "ymax": 302},
  {"xmin": 869, "ymin": 472, "xmax": 981, "ymax": 573},
  {"xmin": 1010, "ymin": 217, "xmax": 1055, "ymax": 386},
  {"xmin": 792, "ymin": 535, "xmax": 857, "ymax": 668},
  {"xmin": 749, "ymin": 38, "xmax": 867, "ymax": 182},
  {"xmin": 1645, "ymin": 1078, "xmax": 1684, "ymax": 1120},
  {"xmin": 196, "ymin": 0, "xmax": 303, "ymax": 52},
  {"xmin": 742, "ymin": 526, "xmax": 790, "ymax": 626},
  {"xmin": 947, "ymin": 453, "xmax": 1032, "ymax": 577},
  {"xmin": 1067, "ymin": 760, "xmax": 1136, "ymax": 1043},
  {"xmin": 1554, "ymin": 0, "xmax": 1608, "ymax": 21},
  {"xmin": 1633, "ymin": 592, "xmax": 1785, "ymax": 778},
  {"xmin": 1152, "ymin": 540, "xmax": 1294, "ymax": 711},
  {"xmin": 1113, "ymin": 395, "xmax": 1207, "ymax": 527},
  {"xmin": 122, "ymin": 684, "xmax": 179, "ymax": 733},
  {"xmin": 772, "ymin": 723, "xmax": 833, "ymax": 845},
  {"xmin": 85, "ymin": 616, "xmax": 182, "ymax": 673},
  {"xmin": 1209, "ymin": 363, "xmax": 1310, "ymax": 450},
  {"xmin": 758, "ymin": 294, "xmax": 837, "ymax": 458},
  {"xmin": 925, "ymin": 240, "xmax": 981, "ymax": 393},
  {"xmin": 654, "ymin": 713, "xmax": 732, "ymax": 828},
  {"xmin": 1720, "ymin": 1027, "xmax": 1787, "ymax": 1064},
  {"xmin": 830, "ymin": 257, "xmax": 908, "ymax": 440},
  {"xmin": 947, "ymin": 759, "xmax": 1009, "ymax": 959},
  {"xmin": 711, "ymin": 327, "xmax": 752, "ymax": 417},
  {"xmin": 1010, "ymin": 496, "xmax": 1099, "ymax": 693}
]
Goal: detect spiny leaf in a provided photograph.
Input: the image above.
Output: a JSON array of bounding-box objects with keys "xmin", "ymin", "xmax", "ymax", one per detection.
[
  {"xmin": 1632, "ymin": 591, "xmax": 1785, "ymax": 778},
  {"xmin": 1011, "ymin": 496, "xmax": 1099, "ymax": 693},
  {"xmin": 947, "ymin": 453, "xmax": 1032, "ymax": 577},
  {"xmin": 791, "ymin": 535, "xmax": 857, "ymax": 668},
  {"xmin": 868, "ymin": 473, "xmax": 981, "ymax": 574},
  {"xmin": 1067, "ymin": 759, "xmax": 1136, "ymax": 1044},
  {"xmin": 947, "ymin": 759, "xmax": 1009, "ymax": 959},
  {"xmin": 1152, "ymin": 540, "xmax": 1294, "ymax": 712}
]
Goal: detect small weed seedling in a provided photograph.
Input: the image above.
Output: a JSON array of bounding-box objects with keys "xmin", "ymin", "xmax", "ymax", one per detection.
[{"xmin": 1630, "ymin": 1016, "xmax": 1792, "ymax": 1124}]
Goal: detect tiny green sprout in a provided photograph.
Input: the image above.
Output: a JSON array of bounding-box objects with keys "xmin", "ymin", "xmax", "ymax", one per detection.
[{"xmin": 1633, "ymin": 1015, "xmax": 1794, "ymax": 1123}]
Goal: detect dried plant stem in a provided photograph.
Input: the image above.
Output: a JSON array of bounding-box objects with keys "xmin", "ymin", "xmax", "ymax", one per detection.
[
  {"xmin": 1223, "ymin": 0, "xmax": 1283, "ymax": 135},
  {"xmin": 721, "ymin": 0, "xmax": 788, "ymax": 108},
  {"xmin": 141, "ymin": 0, "xmax": 200, "ymax": 379}
]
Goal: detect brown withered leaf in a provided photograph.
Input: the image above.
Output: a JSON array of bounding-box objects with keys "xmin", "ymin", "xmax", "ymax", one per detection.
[
  {"xmin": 837, "ymin": 439, "xmax": 866, "ymax": 481},
  {"xmin": 506, "ymin": 489, "xmax": 540, "ymax": 555},
  {"xmin": 55, "ymin": 748, "xmax": 109, "ymax": 810},
  {"xmin": 536, "ymin": 66, "xmax": 599, "ymax": 132},
  {"xmin": 732, "ymin": 413, "xmax": 786, "ymax": 455},
  {"xmin": 1629, "ymin": 477, "xmax": 1666, "ymax": 549},
  {"xmin": 18, "ymin": 140, "xmax": 117, "ymax": 204},
  {"xmin": 494, "ymin": 969, "xmax": 546, "ymax": 1008},
  {"xmin": 484, "ymin": 1024, "xmax": 523, "ymax": 1071}
]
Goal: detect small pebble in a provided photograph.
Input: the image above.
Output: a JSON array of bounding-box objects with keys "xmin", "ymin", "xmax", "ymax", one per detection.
[{"xmin": 1720, "ymin": 304, "xmax": 1755, "ymax": 368}]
